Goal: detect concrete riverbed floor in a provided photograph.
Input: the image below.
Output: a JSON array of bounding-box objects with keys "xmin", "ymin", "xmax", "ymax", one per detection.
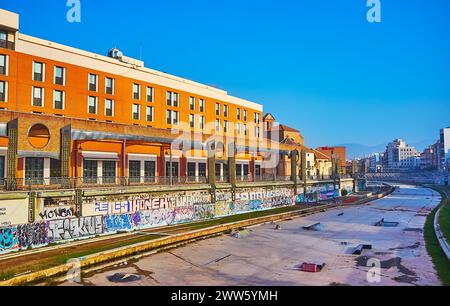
[{"xmin": 66, "ymin": 184, "xmax": 441, "ymax": 286}]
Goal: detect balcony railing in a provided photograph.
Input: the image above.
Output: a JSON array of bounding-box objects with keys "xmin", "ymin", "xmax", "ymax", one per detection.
[
  {"xmin": 0, "ymin": 173, "xmax": 352, "ymax": 191},
  {"xmin": 0, "ymin": 40, "xmax": 15, "ymax": 50}
]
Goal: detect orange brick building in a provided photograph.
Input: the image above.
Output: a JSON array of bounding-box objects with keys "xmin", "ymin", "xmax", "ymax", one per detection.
[
  {"xmin": 0, "ymin": 9, "xmax": 292, "ymax": 190},
  {"xmin": 315, "ymin": 146, "xmax": 347, "ymax": 174}
]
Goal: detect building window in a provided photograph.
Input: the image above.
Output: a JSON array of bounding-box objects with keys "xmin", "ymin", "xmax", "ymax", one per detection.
[
  {"xmin": 255, "ymin": 164, "xmax": 261, "ymax": 177},
  {"xmin": 88, "ymin": 96, "xmax": 97, "ymax": 114},
  {"xmin": 189, "ymin": 97, "xmax": 196, "ymax": 111},
  {"xmin": 25, "ymin": 158, "xmax": 44, "ymax": 185},
  {"xmin": 0, "ymin": 54, "xmax": 6, "ymax": 75},
  {"xmin": 224, "ymin": 105, "xmax": 229, "ymax": 117},
  {"xmin": 236, "ymin": 123, "xmax": 242, "ymax": 135},
  {"xmin": 165, "ymin": 162, "xmax": 179, "ymax": 177},
  {"xmin": 54, "ymin": 66, "xmax": 65, "ymax": 85},
  {"xmin": 190, "ymin": 114, "xmax": 195, "ymax": 128},
  {"xmin": 187, "ymin": 163, "xmax": 196, "ymax": 177},
  {"xmin": 166, "ymin": 91, "xmax": 179, "ymax": 107},
  {"xmin": 0, "ymin": 81, "xmax": 6, "ymax": 102},
  {"xmin": 105, "ymin": 77, "xmax": 114, "ymax": 95},
  {"xmin": 53, "ymin": 90, "xmax": 64, "ymax": 110},
  {"xmin": 215, "ymin": 103, "xmax": 220, "ymax": 116},
  {"xmin": 199, "ymin": 163, "xmax": 207, "ymax": 177},
  {"xmin": 244, "ymin": 124, "xmax": 248, "ymax": 136},
  {"xmin": 83, "ymin": 160, "xmax": 98, "ymax": 183},
  {"xmin": 199, "ymin": 99, "xmax": 205, "ymax": 112},
  {"xmin": 105, "ymin": 99, "xmax": 114, "ymax": 117},
  {"xmin": 172, "ymin": 111, "xmax": 179, "ymax": 125},
  {"xmin": 88, "ymin": 74, "xmax": 98, "ymax": 91},
  {"xmin": 254, "ymin": 113, "xmax": 260, "ymax": 124},
  {"xmin": 166, "ymin": 110, "xmax": 172, "ymax": 125},
  {"xmin": 0, "ymin": 31, "xmax": 6, "ymax": 44},
  {"xmin": 102, "ymin": 161, "xmax": 116, "ymax": 184},
  {"xmin": 146, "ymin": 106, "xmax": 154, "ymax": 122},
  {"xmin": 129, "ymin": 160, "xmax": 141, "ymax": 183},
  {"xmin": 199, "ymin": 115, "xmax": 205, "ymax": 130},
  {"xmin": 146, "ymin": 87, "xmax": 154, "ymax": 102},
  {"xmin": 224, "ymin": 120, "xmax": 228, "ymax": 133},
  {"xmin": 32, "ymin": 87, "xmax": 44, "ymax": 107},
  {"xmin": 254, "ymin": 126, "xmax": 260, "ymax": 138},
  {"xmin": 144, "ymin": 161, "xmax": 156, "ymax": 181},
  {"xmin": 132, "ymin": 104, "xmax": 140, "ymax": 120},
  {"xmin": 215, "ymin": 119, "xmax": 220, "ymax": 132},
  {"xmin": 244, "ymin": 110, "xmax": 248, "ymax": 121},
  {"xmin": 133, "ymin": 83, "xmax": 140, "ymax": 100},
  {"xmin": 33, "ymin": 62, "xmax": 44, "ymax": 82},
  {"xmin": 237, "ymin": 108, "xmax": 241, "ymax": 120}
]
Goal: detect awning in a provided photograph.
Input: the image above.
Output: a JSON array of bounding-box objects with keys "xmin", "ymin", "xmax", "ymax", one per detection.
[
  {"xmin": 82, "ymin": 151, "xmax": 119, "ymax": 161},
  {"xmin": 18, "ymin": 151, "xmax": 60, "ymax": 159}
]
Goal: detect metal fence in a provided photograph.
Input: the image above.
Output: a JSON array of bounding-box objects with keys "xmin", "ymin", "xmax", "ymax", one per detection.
[{"xmin": 0, "ymin": 174, "xmax": 352, "ymax": 192}]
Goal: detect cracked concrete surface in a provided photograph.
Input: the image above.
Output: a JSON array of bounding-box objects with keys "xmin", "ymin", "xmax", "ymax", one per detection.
[{"xmin": 67, "ymin": 184, "xmax": 441, "ymax": 286}]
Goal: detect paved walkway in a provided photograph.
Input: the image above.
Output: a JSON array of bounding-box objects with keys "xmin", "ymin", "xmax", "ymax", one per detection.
[{"xmin": 73, "ymin": 184, "xmax": 441, "ymax": 286}]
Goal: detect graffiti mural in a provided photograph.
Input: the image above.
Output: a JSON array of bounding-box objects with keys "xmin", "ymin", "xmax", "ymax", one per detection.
[
  {"xmin": 0, "ymin": 227, "xmax": 18, "ymax": 253},
  {"xmin": 193, "ymin": 204, "xmax": 215, "ymax": 221},
  {"xmin": 38, "ymin": 206, "xmax": 76, "ymax": 221},
  {"xmin": 47, "ymin": 216, "xmax": 103, "ymax": 242},
  {"xmin": 17, "ymin": 222, "xmax": 48, "ymax": 249},
  {"xmin": 84, "ymin": 192, "xmax": 211, "ymax": 216},
  {"xmin": 0, "ymin": 185, "xmax": 327, "ymax": 255},
  {"xmin": 104, "ymin": 214, "xmax": 134, "ymax": 232}
]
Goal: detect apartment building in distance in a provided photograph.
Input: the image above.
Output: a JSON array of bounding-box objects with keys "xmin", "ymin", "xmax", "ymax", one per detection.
[
  {"xmin": 0, "ymin": 9, "xmax": 299, "ymax": 189},
  {"xmin": 439, "ymin": 127, "xmax": 450, "ymax": 170},
  {"xmin": 383, "ymin": 139, "xmax": 420, "ymax": 171}
]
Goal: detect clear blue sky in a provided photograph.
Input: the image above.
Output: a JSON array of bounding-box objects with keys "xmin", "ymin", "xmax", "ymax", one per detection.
[{"xmin": 2, "ymin": 0, "xmax": 449, "ymax": 148}]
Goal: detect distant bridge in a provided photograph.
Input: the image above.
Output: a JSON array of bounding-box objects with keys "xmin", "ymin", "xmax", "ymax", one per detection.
[{"xmin": 356, "ymin": 172, "xmax": 448, "ymax": 185}]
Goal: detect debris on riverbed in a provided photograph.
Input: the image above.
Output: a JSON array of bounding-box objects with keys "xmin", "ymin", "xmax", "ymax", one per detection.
[
  {"xmin": 349, "ymin": 244, "xmax": 373, "ymax": 255},
  {"xmin": 107, "ymin": 273, "xmax": 142, "ymax": 283},
  {"xmin": 299, "ymin": 262, "xmax": 326, "ymax": 273},
  {"xmin": 375, "ymin": 219, "xmax": 399, "ymax": 227},
  {"xmin": 303, "ymin": 223, "xmax": 325, "ymax": 231}
]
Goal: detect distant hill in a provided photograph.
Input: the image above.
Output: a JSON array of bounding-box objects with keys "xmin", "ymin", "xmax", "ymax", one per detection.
[{"xmin": 336, "ymin": 143, "xmax": 387, "ymax": 160}]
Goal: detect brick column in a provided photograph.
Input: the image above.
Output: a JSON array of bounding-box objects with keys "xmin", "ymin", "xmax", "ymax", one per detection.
[
  {"xmin": 6, "ymin": 118, "xmax": 18, "ymax": 191},
  {"xmin": 60, "ymin": 125, "xmax": 72, "ymax": 188}
]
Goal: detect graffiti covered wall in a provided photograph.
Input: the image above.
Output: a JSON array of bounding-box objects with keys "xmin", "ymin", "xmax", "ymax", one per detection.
[{"xmin": 0, "ymin": 186, "xmax": 317, "ymax": 254}]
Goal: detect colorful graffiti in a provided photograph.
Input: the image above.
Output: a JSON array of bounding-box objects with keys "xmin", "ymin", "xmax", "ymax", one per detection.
[
  {"xmin": 0, "ymin": 227, "xmax": 18, "ymax": 252},
  {"xmin": 47, "ymin": 216, "xmax": 104, "ymax": 242},
  {"xmin": 38, "ymin": 206, "xmax": 76, "ymax": 221},
  {"xmin": 17, "ymin": 222, "xmax": 49, "ymax": 249},
  {"xmin": 0, "ymin": 187, "xmax": 296, "ymax": 254},
  {"xmin": 84, "ymin": 192, "xmax": 211, "ymax": 216}
]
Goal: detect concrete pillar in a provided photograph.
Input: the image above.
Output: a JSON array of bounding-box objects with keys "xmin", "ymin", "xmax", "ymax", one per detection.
[
  {"xmin": 290, "ymin": 150, "xmax": 299, "ymax": 184},
  {"xmin": 121, "ymin": 139, "xmax": 127, "ymax": 186},
  {"xmin": 352, "ymin": 159, "xmax": 358, "ymax": 193},
  {"xmin": 250, "ymin": 155, "xmax": 256, "ymax": 182},
  {"xmin": 228, "ymin": 143, "xmax": 236, "ymax": 187},
  {"xmin": 6, "ymin": 118, "xmax": 18, "ymax": 191},
  {"xmin": 75, "ymin": 189, "xmax": 83, "ymax": 217},
  {"xmin": 158, "ymin": 146, "xmax": 165, "ymax": 178},
  {"xmin": 207, "ymin": 141, "xmax": 216, "ymax": 187},
  {"xmin": 301, "ymin": 150, "xmax": 307, "ymax": 197},
  {"xmin": 28, "ymin": 192, "xmax": 36, "ymax": 223}
]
